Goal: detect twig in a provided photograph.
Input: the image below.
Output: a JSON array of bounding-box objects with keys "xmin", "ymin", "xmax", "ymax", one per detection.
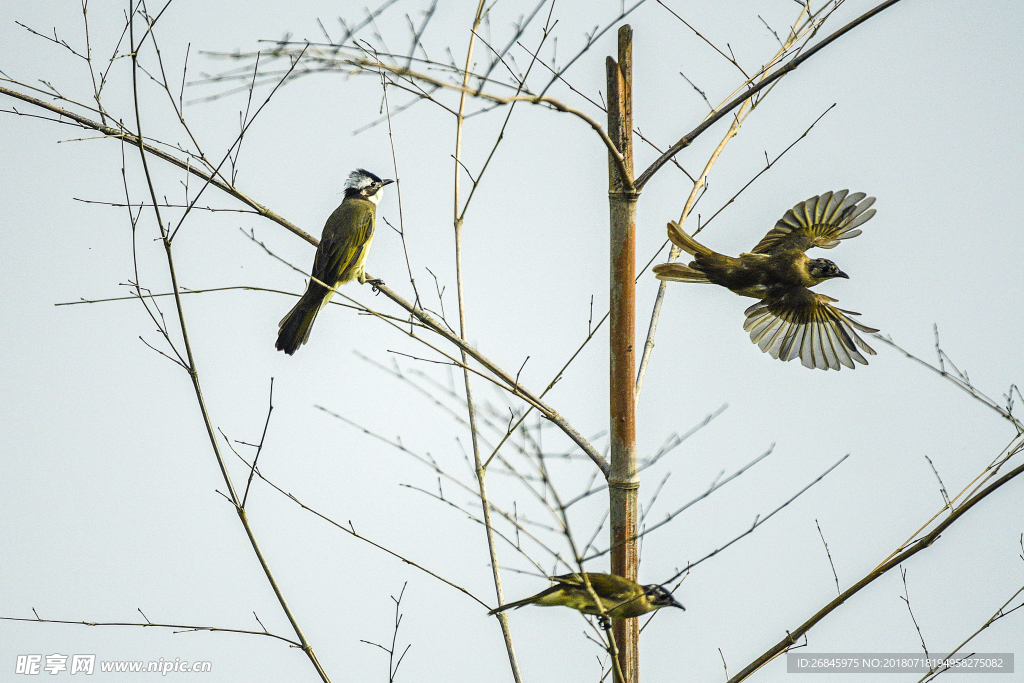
[
  {"xmin": 0, "ymin": 85, "xmax": 318, "ymax": 244},
  {"xmin": 815, "ymin": 519, "xmax": 840, "ymax": 596},
  {"xmin": 899, "ymin": 566, "xmax": 929, "ymax": 657},
  {"xmin": 458, "ymin": 6, "xmax": 556, "ymax": 222},
  {"xmin": 241, "ymin": 378, "xmax": 274, "ymax": 508},
  {"xmin": 226, "ymin": 430, "xmax": 492, "ymax": 605},
  {"xmin": 404, "ymin": 0, "xmax": 437, "ymax": 69},
  {"xmin": 473, "ymin": 0, "xmax": 547, "ymax": 90},
  {"xmin": 923, "ymin": 455, "xmax": 951, "ymax": 508},
  {"xmin": 640, "ymin": 404, "xmax": 728, "ymax": 470},
  {"xmin": 635, "ymin": 21, "xmax": 831, "ymax": 399},
  {"xmin": 535, "ymin": 0, "xmax": 649, "ymax": 100},
  {"xmin": 244, "ymin": 228, "xmax": 607, "ymax": 469},
  {"xmin": 679, "ymin": 71, "xmax": 712, "ymax": 110},
  {"xmin": 758, "ymin": 15, "xmax": 784, "ymax": 48},
  {"xmin": 0, "ymin": 615, "xmax": 299, "ymax": 646},
  {"xmin": 658, "ymin": 453, "xmax": 846, "ymax": 580},
  {"xmin": 4, "ymin": 83, "xmax": 609, "ymax": 473},
  {"xmin": 694, "ymin": 103, "xmax": 836, "ymax": 233},
  {"xmin": 359, "ymin": 583, "xmax": 412, "ymax": 683},
  {"xmin": 655, "ymin": 1, "xmax": 749, "ymax": 77},
  {"xmin": 402, "ymin": 483, "xmax": 552, "ymax": 574},
  {"xmin": 370, "ymin": 46, "xmax": 421, "ymax": 311}
]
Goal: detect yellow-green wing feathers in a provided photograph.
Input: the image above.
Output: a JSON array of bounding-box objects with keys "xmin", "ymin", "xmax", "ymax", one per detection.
[
  {"xmin": 750, "ymin": 190, "xmax": 876, "ymax": 255},
  {"xmin": 312, "ymin": 198, "xmax": 377, "ymax": 286},
  {"xmin": 552, "ymin": 573, "xmax": 637, "ymax": 599}
]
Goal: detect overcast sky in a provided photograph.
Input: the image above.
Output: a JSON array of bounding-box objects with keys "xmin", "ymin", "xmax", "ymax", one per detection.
[{"xmin": 2, "ymin": 1, "xmax": 1022, "ymax": 681}]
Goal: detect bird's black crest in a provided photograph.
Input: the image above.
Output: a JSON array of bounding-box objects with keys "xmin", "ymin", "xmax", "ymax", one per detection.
[{"xmin": 346, "ymin": 168, "xmax": 382, "ymax": 190}]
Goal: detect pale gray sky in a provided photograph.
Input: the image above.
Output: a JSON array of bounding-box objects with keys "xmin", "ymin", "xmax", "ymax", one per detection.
[{"xmin": 2, "ymin": 1, "xmax": 1022, "ymax": 681}]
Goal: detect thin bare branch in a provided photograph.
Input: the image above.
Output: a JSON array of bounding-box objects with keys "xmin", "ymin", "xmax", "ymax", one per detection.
[
  {"xmin": 899, "ymin": 566, "xmax": 930, "ymax": 656},
  {"xmin": 874, "ymin": 333, "xmax": 1024, "ymax": 433},
  {"xmin": 727, "ymin": 456, "xmax": 1024, "ymax": 683},
  {"xmin": 586, "ymin": 445, "xmax": 777, "ymax": 564},
  {"xmin": 0, "ymin": 615, "xmax": 299, "ymax": 646},
  {"xmin": 655, "ymin": 1, "xmax": 749, "ymax": 77},
  {"xmin": 127, "ymin": 11, "xmax": 329, "ymax": 680},
  {"xmin": 815, "ymin": 519, "xmax": 841, "ymax": 596},
  {"xmin": 917, "ymin": 582, "xmax": 1024, "ymax": 682},
  {"xmin": 454, "ymin": 5, "xmax": 523, "ymax": 680},
  {"xmin": 635, "ymin": 0, "xmax": 906, "ymax": 190}
]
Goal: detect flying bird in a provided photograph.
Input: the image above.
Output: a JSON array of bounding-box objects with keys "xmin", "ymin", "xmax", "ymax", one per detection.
[
  {"xmin": 276, "ymin": 169, "xmax": 393, "ymax": 355},
  {"xmin": 488, "ymin": 573, "xmax": 683, "ymax": 622},
  {"xmin": 653, "ymin": 190, "xmax": 878, "ymax": 370}
]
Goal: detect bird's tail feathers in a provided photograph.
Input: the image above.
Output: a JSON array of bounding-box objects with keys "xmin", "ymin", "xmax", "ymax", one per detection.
[
  {"xmin": 487, "ymin": 596, "xmax": 539, "ymax": 616},
  {"xmin": 275, "ymin": 287, "xmax": 327, "ymax": 355},
  {"xmin": 667, "ymin": 221, "xmax": 714, "ymax": 257},
  {"xmin": 653, "ymin": 262, "xmax": 710, "ymax": 283}
]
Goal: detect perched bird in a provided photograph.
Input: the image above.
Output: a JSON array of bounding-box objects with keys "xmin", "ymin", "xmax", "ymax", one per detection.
[
  {"xmin": 488, "ymin": 573, "xmax": 684, "ymax": 621},
  {"xmin": 275, "ymin": 169, "xmax": 393, "ymax": 355},
  {"xmin": 653, "ymin": 190, "xmax": 878, "ymax": 370}
]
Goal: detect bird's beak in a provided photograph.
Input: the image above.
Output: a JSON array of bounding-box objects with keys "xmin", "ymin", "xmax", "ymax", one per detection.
[
  {"xmin": 836, "ymin": 270, "xmax": 849, "ymax": 279},
  {"xmin": 667, "ymin": 594, "xmax": 685, "ymax": 611},
  {"xmin": 382, "ymin": 179, "xmax": 395, "ymax": 187}
]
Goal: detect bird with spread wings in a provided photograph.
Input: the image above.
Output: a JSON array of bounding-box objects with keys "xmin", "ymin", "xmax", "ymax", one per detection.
[{"xmin": 654, "ymin": 190, "xmax": 878, "ymax": 370}]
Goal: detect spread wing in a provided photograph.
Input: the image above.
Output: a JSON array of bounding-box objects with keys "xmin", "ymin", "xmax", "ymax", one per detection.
[
  {"xmin": 750, "ymin": 190, "xmax": 876, "ymax": 255},
  {"xmin": 743, "ymin": 288, "xmax": 878, "ymax": 370},
  {"xmin": 311, "ymin": 200, "xmax": 376, "ymax": 285}
]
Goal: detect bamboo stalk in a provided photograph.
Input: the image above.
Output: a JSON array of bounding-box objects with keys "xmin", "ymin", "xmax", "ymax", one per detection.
[{"xmin": 607, "ymin": 25, "xmax": 639, "ymax": 683}]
